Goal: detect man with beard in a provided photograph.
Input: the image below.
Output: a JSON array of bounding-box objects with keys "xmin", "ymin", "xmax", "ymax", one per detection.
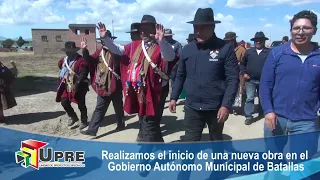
[
  {"xmin": 260, "ymin": 10, "xmax": 320, "ymax": 169},
  {"xmin": 126, "ymin": 22, "xmax": 141, "ymax": 41},
  {"xmin": 98, "ymin": 15, "xmax": 175, "ymax": 142},
  {"xmin": 56, "ymin": 41, "xmax": 89, "ymax": 129},
  {"xmin": 80, "ymin": 30, "xmax": 125, "ymax": 137},
  {"xmin": 240, "ymin": 32, "xmax": 270, "ymax": 125}
]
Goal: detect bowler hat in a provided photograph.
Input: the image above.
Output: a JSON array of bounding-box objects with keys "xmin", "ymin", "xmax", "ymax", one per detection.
[
  {"xmin": 106, "ymin": 30, "xmax": 117, "ymax": 39},
  {"xmin": 250, "ymin": 31, "xmax": 269, "ymax": 41},
  {"xmin": 126, "ymin": 23, "xmax": 140, "ymax": 33},
  {"xmin": 140, "ymin": 15, "xmax": 156, "ymax": 24},
  {"xmin": 224, "ymin": 32, "xmax": 238, "ymax": 41},
  {"xmin": 61, "ymin": 41, "xmax": 80, "ymax": 52},
  {"xmin": 186, "ymin": 34, "xmax": 195, "ymax": 41},
  {"xmin": 187, "ymin": 8, "xmax": 221, "ymax": 25},
  {"xmin": 164, "ymin": 29, "xmax": 174, "ymax": 36}
]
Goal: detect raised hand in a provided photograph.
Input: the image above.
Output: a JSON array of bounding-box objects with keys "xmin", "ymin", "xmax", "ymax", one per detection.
[
  {"xmin": 155, "ymin": 24, "xmax": 164, "ymax": 41},
  {"xmin": 80, "ymin": 37, "xmax": 87, "ymax": 49},
  {"xmin": 97, "ymin": 22, "xmax": 107, "ymax": 38}
]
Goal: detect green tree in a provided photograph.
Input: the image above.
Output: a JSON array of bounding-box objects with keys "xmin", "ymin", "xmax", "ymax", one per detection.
[
  {"xmin": 1, "ymin": 39, "xmax": 14, "ymax": 48},
  {"xmin": 16, "ymin": 36, "xmax": 26, "ymax": 48}
]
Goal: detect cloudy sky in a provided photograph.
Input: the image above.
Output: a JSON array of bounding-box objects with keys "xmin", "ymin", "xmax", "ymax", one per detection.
[{"xmin": 0, "ymin": 0, "xmax": 319, "ymax": 44}]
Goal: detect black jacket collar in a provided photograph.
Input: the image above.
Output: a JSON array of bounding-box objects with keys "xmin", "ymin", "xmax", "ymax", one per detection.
[{"xmin": 195, "ymin": 33, "xmax": 222, "ymax": 50}]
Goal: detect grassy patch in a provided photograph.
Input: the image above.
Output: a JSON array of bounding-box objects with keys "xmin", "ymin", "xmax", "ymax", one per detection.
[{"xmin": 0, "ymin": 53, "xmax": 63, "ymax": 76}]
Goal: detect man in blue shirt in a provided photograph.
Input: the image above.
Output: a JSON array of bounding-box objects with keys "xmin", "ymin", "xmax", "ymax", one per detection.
[{"xmin": 260, "ymin": 10, "xmax": 319, "ymax": 161}]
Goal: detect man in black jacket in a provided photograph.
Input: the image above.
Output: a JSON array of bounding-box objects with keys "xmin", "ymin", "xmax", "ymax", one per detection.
[
  {"xmin": 240, "ymin": 32, "xmax": 270, "ymax": 125},
  {"xmin": 168, "ymin": 8, "xmax": 239, "ymax": 142}
]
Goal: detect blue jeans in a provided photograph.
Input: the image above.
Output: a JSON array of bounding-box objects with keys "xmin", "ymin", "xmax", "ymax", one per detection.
[
  {"xmin": 244, "ymin": 79, "xmax": 263, "ymax": 119},
  {"xmin": 264, "ymin": 116, "xmax": 319, "ymax": 161},
  {"xmin": 264, "ymin": 116, "xmax": 319, "ymax": 179}
]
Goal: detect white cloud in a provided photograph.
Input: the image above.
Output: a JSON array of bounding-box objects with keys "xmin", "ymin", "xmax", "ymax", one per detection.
[
  {"xmin": 284, "ymin": 10, "xmax": 319, "ymax": 22},
  {"xmin": 259, "ymin": 18, "xmax": 266, "ymax": 21},
  {"xmin": 264, "ymin": 23, "xmax": 273, "ymax": 27},
  {"xmin": 65, "ymin": 0, "xmax": 238, "ymax": 42},
  {"xmin": 284, "ymin": 15, "xmax": 293, "ymax": 21},
  {"xmin": 0, "ymin": 0, "xmax": 65, "ymax": 25},
  {"xmin": 226, "ymin": 0, "xmax": 320, "ymax": 8}
]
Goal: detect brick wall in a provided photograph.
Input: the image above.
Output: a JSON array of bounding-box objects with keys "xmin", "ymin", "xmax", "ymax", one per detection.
[
  {"xmin": 68, "ymin": 27, "xmax": 97, "ymax": 53},
  {"xmin": 32, "ymin": 29, "xmax": 69, "ymax": 54}
]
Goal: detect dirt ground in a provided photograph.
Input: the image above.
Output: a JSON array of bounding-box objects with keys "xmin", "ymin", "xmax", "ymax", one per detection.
[{"xmin": 0, "ymin": 52, "xmax": 265, "ymax": 143}]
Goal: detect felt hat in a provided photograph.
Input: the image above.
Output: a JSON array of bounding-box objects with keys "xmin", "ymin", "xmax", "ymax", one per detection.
[
  {"xmin": 250, "ymin": 31, "xmax": 269, "ymax": 41},
  {"xmin": 186, "ymin": 34, "xmax": 195, "ymax": 41},
  {"xmin": 187, "ymin": 8, "xmax": 221, "ymax": 25},
  {"xmin": 126, "ymin": 23, "xmax": 140, "ymax": 33},
  {"xmin": 61, "ymin": 41, "xmax": 80, "ymax": 52},
  {"xmin": 164, "ymin": 29, "xmax": 174, "ymax": 36},
  {"xmin": 224, "ymin": 32, "xmax": 238, "ymax": 41}
]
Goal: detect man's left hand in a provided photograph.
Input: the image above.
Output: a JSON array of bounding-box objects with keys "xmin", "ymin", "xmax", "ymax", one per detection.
[{"xmin": 217, "ymin": 107, "xmax": 229, "ymax": 123}]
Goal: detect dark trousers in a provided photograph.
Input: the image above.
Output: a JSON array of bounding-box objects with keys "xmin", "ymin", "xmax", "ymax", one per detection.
[
  {"xmin": 183, "ymin": 105, "xmax": 224, "ymax": 141},
  {"xmin": 177, "ymin": 105, "xmax": 225, "ymax": 180},
  {"xmin": 138, "ymin": 116, "xmax": 164, "ymax": 142},
  {"xmin": 87, "ymin": 87, "xmax": 124, "ymax": 133},
  {"xmin": 155, "ymin": 84, "xmax": 169, "ymax": 123},
  {"xmin": 137, "ymin": 84, "xmax": 169, "ymax": 142},
  {"xmin": 61, "ymin": 90, "xmax": 88, "ymax": 123}
]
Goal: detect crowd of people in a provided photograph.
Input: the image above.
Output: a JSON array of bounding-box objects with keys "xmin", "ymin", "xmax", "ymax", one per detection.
[{"xmin": 0, "ymin": 8, "xmax": 319, "ymax": 150}]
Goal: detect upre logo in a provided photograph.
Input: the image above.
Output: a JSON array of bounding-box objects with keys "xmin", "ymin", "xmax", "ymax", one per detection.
[{"xmin": 15, "ymin": 139, "xmax": 85, "ymax": 170}]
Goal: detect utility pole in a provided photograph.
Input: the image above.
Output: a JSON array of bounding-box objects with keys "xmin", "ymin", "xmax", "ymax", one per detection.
[{"xmin": 112, "ymin": 20, "xmax": 114, "ymax": 36}]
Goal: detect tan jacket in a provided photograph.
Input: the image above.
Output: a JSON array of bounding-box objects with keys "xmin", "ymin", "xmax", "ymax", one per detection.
[{"xmin": 235, "ymin": 45, "xmax": 246, "ymax": 63}]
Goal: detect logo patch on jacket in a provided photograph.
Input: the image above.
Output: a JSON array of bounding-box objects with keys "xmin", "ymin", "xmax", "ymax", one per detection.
[{"xmin": 209, "ymin": 50, "xmax": 219, "ymax": 61}]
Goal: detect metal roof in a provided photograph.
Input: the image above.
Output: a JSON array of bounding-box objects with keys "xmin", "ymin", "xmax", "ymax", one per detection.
[{"xmin": 68, "ymin": 24, "xmax": 96, "ymax": 28}]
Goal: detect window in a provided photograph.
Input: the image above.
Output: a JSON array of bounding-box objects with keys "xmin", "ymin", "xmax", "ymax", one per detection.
[
  {"xmin": 75, "ymin": 29, "xmax": 80, "ymax": 35},
  {"xmin": 85, "ymin": 29, "xmax": 90, "ymax": 35},
  {"xmin": 41, "ymin": 36, "xmax": 48, "ymax": 42},
  {"xmin": 56, "ymin": 35, "xmax": 62, "ymax": 42}
]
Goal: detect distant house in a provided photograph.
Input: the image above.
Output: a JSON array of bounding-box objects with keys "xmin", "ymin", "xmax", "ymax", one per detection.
[{"xmin": 31, "ymin": 24, "xmax": 97, "ymax": 54}]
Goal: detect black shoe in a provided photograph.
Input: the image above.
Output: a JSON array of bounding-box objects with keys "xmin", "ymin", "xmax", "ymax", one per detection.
[
  {"xmin": 115, "ymin": 123, "xmax": 125, "ymax": 131},
  {"xmin": 80, "ymin": 130, "xmax": 96, "ymax": 136},
  {"xmin": 79, "ymin": 122, "xmax": 89, "ymax": 130},
  {"xmin": 68, "ymin": 117, "xmax": 79, "ymax": 127},
  {"xmin": 245, "ymin": 119, "xmax": 253, "ymax": 125}
]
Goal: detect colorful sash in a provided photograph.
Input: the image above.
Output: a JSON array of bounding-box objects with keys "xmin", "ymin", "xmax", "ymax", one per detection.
[
  {"xmin": 94, "ymin": 49, "xmax": 118, "ymax": 95},
  {"xmin": 141, "ymin": 40, "xmax": 169, "ymax": 81},
  {"xmin": 125, "ymin": 42, "xmax": 156, "ymax": 103},
  {"xmin": 58, "ymin": 56, "xmax": 76, "ymax": 92}
]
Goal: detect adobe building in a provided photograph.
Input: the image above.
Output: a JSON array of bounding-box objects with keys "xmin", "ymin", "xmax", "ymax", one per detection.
[
  {"xmin": 32, "ymin": 24, "xmax": 97, "ymax": 54},
  {"xmin": 68, "ymin": 24, "xmax": 97, "ymax": 53}
]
